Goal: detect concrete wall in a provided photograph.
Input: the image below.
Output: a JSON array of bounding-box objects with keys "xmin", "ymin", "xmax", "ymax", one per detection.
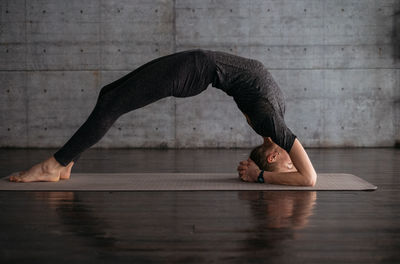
[{"xmin": 1, "ymin": 0, "xmax": 399, "ymax": 148}]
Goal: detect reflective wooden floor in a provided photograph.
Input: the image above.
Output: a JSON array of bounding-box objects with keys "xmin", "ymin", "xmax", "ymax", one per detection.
[{"xmin": 0, "ymin": 148, "xmax": 399, "ymax": 263}]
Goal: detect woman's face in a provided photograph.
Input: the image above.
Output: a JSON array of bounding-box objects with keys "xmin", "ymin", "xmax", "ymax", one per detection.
[
  {"xmin": 262, "ymin": 137, "xmax": 297, "ymax": 173},
  {"xmin": 275, "ymin": 148, "xmax": 297, "ymax": 172}
]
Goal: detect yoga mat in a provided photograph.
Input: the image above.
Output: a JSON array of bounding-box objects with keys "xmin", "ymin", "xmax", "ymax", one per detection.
[{"xmin": 0, "ymin": 173, "xmax": 377, "ymax": 191}]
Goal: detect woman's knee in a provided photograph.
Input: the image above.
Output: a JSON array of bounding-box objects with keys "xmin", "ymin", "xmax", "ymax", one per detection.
[
  {"xmin": 88, "ymin": 103, "xmax": 122, "ymax": 128},
  {"xmin": 98, "ymin": 84, "xmax": 112, "ymax": 99}
]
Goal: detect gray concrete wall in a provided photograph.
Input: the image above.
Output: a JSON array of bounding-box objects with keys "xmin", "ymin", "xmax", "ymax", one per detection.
[{"xmin": 1, "ymin": 0, "xmax": 399, "ymax": 148}]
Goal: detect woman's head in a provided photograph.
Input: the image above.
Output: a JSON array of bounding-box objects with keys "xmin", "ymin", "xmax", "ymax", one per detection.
[{"xmin": 249, "ymin": 138, "xmax": 297, "ymax": 173}]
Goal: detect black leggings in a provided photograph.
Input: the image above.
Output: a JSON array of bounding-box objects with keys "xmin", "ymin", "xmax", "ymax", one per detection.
[{"xmin": 53, "ymin": 50, "xmax": 216, "ymax": 166}]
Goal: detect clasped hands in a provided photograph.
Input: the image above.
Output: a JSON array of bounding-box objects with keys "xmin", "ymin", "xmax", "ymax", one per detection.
[{"xmin": 237, "ymin": 158, "xmax": 262, "ymax": 182}]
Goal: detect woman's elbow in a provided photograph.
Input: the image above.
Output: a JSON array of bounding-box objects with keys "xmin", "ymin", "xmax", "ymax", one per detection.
[{"xmin": 305, "ymin": 172, "xmax": 317, "ymax": 187}]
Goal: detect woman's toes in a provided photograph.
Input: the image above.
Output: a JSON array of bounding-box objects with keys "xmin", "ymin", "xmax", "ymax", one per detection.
[{"xmin": 8, "ymin": 172, "xmax": 20, "ymax": 182}]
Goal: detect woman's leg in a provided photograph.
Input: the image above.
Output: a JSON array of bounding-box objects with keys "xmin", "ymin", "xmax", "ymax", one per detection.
[
  {"xmin": 9, "ymin": 50, "xmax": 207, "ymax": 182},
  {"xmin": 10, "ymin": 75, "xmax": 168, "ymax": 182},
  {"xmin": 8, "ymin": 87, "xmax": 125, "ymax": 182},
  {"xmin": 9, "ymin": 70, "xmax": 170, "ymax": 182},
  {"xmin": 53, "ymin": 50, "xmax": 205, "ymax": 167},
  {"xmin": 53, "ymin": 95, "xmax": 124, "ymax": 166}
]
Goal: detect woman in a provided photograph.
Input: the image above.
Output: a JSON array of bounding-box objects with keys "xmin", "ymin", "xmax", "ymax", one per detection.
[{"xmin": 9, "ymin": 49, "xmax": 317, "ymax": 186}]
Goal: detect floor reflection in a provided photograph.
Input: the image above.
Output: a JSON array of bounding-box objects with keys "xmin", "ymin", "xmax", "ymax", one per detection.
[
  {"xmin": 239, "ymin": 191, "xmax": 317, "ymax": 229},
  {"xmin": 32, "ymin": 192, "xmax": 118, "ymax": 251},
  {"xmin": 30, "ymin": 190, "xmax": 317, "ymax": 257},
  {"xmin": 238, "ymin": 191, "xmax": 317, "ymax": 252}
]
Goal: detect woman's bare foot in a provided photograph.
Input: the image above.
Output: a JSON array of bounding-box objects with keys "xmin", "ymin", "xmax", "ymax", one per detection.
[
  {"xmin": 9, "ymin": 156, "xmax": 66, "ymax": 183},
  {"xmin": 60, "ymin": 161, "xmax": 74, "ymax": 180}
]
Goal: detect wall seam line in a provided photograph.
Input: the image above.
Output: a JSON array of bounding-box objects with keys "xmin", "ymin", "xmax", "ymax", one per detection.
[{"xmin": 172, "ymin": 0, "xmax": 177, "ymax": 148}]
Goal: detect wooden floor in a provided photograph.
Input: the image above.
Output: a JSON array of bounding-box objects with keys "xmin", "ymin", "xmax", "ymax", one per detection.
[{"xmin": 0, "ymin": 148, "xmax": 399, "ymax": 263}]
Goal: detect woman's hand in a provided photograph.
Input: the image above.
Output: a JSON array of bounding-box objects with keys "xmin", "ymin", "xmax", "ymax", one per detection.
[{"xmin": 237, "ymin": 158, "xmax": 261, "ymax": 182}]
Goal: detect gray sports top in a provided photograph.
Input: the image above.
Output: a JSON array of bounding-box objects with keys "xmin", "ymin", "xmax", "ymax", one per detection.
[{"xmin": 202, "ymin": 49, "xmax": 297, "ymax": 153}]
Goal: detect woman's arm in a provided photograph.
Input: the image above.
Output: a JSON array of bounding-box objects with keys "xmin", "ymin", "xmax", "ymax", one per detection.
[
  {"xmin": 264, "ymin": 138, "xmax": 316, "ymax": 186},
  {"xmin": 237, "ymin": 139, "xmax": 317, "ymax": 186},
  {"xmin": 288, "ymin": 138, "xmax": 317, "ymax": 185}
]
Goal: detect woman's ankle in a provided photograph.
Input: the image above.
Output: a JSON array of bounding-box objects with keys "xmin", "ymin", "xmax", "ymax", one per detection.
[{"xmin": 43, "ymin": 156, "xmax": 64, "ymax": 172}]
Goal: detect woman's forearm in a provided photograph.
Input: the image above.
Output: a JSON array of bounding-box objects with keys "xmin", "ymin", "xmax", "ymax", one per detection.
[
  {"xmin": 288, "ymin": 139, "xmax": 317, "ymax": 186},
  {"xmin": 263, "ymin": 171, "xmax": 316, "ymax": 186},
  {"xmin": 261, "ymin": 138, "xmax": 317, "ymax": 186}
]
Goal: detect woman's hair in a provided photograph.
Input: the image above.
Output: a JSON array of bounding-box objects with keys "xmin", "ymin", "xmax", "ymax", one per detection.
[{"xmin": 249, "ymin": 144, "xmax": 277, "ymax": 172}]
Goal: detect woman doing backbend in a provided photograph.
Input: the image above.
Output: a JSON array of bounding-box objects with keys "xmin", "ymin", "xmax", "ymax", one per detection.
[{"xmin": 9, "ymin": 49, "xmax": 317, "ymax": 186}]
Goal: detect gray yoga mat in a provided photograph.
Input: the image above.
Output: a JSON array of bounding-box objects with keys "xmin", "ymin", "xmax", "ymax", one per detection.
[{"xmin": 0, "ymin": 173, "xmax": 377, "ymax": 191}]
